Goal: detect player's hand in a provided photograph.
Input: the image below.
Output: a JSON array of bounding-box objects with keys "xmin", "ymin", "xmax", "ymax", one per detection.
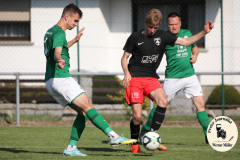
[
  {"xmin": 75, "ymin": 27, "xmax": 85, "ymax": 42},
  {"xmin": 190, "ymin": 55, "xmax": 197, "ymax": 64},
  {"xmin": 123, "ymin": 73, "xmax": 131, "ymax": 88},
  {"xmin": 204, "ymin": 21, "xmax": 214, "ymax": 33},
  {"xmin": 58, "ymin": 59, "xmax": 65, "ymax": 69}
]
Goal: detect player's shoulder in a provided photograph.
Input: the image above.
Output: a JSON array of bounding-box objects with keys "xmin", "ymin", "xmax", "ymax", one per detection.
[
  {"xmin": 130, "ymin": 30, "xmax": 142, "ymax": 37},
  {"xmin": 127, "ymin": 30, "xmax": 142, "ymax": 41},
  {"xmin": 56, "ymin": 26, "xmax": 65, "ymax": 33},
  {"xmin": 156, "ymin": 29, "xmax": 173, "ymax": 36},
  {"xmin": 48, "ymin": 25, "xmax": 65, "ymax": 35},
  {"xmin": 180, "ymin": 29, "xmax": 192, "ymax": 34},
  {"xmin": 178, "ymin": 29, "xmax": 193, "ymax": 38}
]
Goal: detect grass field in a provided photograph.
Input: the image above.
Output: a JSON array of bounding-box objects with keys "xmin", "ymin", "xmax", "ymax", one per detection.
[{"xmin": 0, "ymin": 126, "xmax": 239, "ymax": 160}]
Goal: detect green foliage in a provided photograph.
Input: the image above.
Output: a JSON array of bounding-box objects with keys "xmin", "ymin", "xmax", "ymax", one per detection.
[
  {"xmin": 92, "ymin": 75, "xmax": 124, "ymax": 104},
  {"xmin": 207, "ymin": 85, "xmax": 240, "ymax": 105},
  {"xmin": 92, "ymin": 75, "xmax": 123, "ymax": 88}
]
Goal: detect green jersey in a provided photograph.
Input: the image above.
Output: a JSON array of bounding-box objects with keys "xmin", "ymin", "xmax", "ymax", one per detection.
[
  {"xmin": 165, "ymin": 29, "xmax": 197, "ymax": 78},
  {"xmin": 44, "ymin": 25, "xmax": 71, "ymax": 81}
]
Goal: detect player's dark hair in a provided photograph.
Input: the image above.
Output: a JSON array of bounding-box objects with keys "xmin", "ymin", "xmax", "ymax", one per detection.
[
  {"xmin": 61, "ymin": 3, "xmax": 83, "ymax": 18},
  {"xmin": 167, "ymin": 12, "xmax": 181, "ymax": 21}
]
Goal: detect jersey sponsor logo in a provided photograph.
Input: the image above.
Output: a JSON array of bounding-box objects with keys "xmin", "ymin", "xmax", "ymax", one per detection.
[
  {"xmin": 154, "ymin": 37, "xmax": 161, "ymax": 46},
  {"xmin": 141, "ymin": 54, "xmax": 159, "ymax": 63},
  {"xmin": 132, "ymin": 92, "xmax": 140, "ymax": 99},
  {"xmin": 176, "ymin": 45, "xmax": 188, "ymax": 58},
  {"xmin": 138, "ymin": 42, "xmax": 144, "ymax": 45}
]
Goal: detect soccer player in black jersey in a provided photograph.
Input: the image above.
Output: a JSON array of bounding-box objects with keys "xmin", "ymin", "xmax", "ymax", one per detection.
[{"xmin": 121, "ymin": 9, "xmax": 214, "ymax": 153}]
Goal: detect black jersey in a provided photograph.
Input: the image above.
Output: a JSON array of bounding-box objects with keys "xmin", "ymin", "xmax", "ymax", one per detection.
[{"xmin": 123, "ymin": 30, "xmax": 177, "ymax": 78}]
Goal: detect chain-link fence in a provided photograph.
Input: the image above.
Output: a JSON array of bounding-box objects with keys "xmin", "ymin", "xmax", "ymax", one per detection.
[{"xmin": 1, "ymin": 0, "xmax": 240, "ymax": 124}]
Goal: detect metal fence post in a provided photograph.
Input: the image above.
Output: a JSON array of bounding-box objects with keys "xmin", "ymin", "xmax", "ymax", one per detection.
[{"xmin": 16, "ymin": 73, "xmax": 20, "ymax": 126}]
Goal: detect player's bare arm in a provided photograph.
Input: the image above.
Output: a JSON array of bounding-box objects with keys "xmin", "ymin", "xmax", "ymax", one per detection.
[
  {"xmin": 175, "ymin": 21, "xmax": 214, "ymax": 46},
  {"xmin": 54, "ymin": 46, "xmax": 65, "ymax": 69},
  {"xmin": 121, "ymin": 51, "xmax": 132, "ymax": 88},
  {"xmin": 190, "ymin": 46, "xmax": 199, "ymax": 64},
  {"xmin": 67, "ymin": 27, "xmax": 85, "ymax": 48}
]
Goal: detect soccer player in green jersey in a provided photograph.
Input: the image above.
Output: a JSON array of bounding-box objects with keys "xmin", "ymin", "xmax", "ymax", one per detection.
[
  {"xmin": 44, "ymin": 3, "xmax": 137, "ymax": 156},
  {"xmin": 140, "ymin": 12, "xmax": 210, "ymax": 145}
]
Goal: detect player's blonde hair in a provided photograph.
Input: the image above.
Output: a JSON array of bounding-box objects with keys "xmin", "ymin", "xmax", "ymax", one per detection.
[{"xmin": 145, "ymin": 9, "xmax": 162, "ymax": 26}]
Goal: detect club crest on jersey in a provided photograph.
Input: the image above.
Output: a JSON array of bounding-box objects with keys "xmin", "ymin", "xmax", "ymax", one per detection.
[
  {"xmin": 154, "ymin": 37, "xmax": 161, "ymax": 46},
  {"xmin": 153, "ymin": 37, "xmax": 161, "ymax": 46}
]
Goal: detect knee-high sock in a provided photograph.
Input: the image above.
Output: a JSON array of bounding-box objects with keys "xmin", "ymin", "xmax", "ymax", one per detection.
[
  {"xmin": 86, "ymin": 108, "xmax": 112, "ymax": 135},
  {"xmin": 130, "ymin": 119, "xmax": 140, "ymax": 141},
  {"xmin": 69, "ymin": 115, "xmax": 88, "ymax": 146},
  {"xmin": 143, "ymin": 106, "xmax": 156, "ymax": 131},
  {"xmin": 150, "ymin": 106, "xmax": 166, "ymax": 131},
  {"xmin": 197, "ymin": 110, "xmax": 210, "ymax": 136}
]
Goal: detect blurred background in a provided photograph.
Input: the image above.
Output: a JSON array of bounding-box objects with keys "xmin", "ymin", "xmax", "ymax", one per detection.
[{"xmin": 0, "ymin": 0, "xmax": 240, "ymax": 125}]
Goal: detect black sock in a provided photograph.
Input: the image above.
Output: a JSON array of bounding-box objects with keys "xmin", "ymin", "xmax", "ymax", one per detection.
[
  {"xmin": 150, "ymin": 106, "xmax": 166, "ymax": 131},
  {"xmin": 130, "ymin": 119, "xmax": 140, "ymax": 144}
]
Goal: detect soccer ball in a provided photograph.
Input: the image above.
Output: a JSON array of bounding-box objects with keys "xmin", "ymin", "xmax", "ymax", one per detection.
[{"xmin": 142, "ymin": 132, "xmax": 161, "ymax": 150}]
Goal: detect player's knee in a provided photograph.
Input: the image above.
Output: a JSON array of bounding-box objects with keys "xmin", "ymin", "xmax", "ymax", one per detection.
[
  {"xmin": 156, "ymin": 98, "xmax": 168, "ymax": 108},
  {"xmin": 195, "ymin": 100, "xmax": 205, "ymax": 111},
  {"xmin": 133, "ymin": 115, "xmax": 142, "ymax": 124}
]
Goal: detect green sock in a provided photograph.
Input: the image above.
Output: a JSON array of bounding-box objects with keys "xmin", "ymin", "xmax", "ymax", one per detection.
[
  {"xmin": 143, "ymin": 106, "xmax": 156, "ymax": 131},
  {"xmin": 69, "ymin": 115, "xmax": 88, "ymax": 146},
  {"xmin": 86, "ymin": 108, "xmax": 112, "ymax": 134},
  {"xmin": 197, "ymin": 110, "xmax": 210, "ymax": 136}
]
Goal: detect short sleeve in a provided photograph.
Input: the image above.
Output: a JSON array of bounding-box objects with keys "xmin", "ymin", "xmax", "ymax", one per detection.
[
  {"xmin": 52, "ymin": 30, "xmax": 65, "ymax": 49},
  {"xmin": 163, "ymin": 31, "xmax": 178, "ymax": 47},
  {"xmin": 123, "ymin": 33, "xmax": 135, "ymax": 53}
]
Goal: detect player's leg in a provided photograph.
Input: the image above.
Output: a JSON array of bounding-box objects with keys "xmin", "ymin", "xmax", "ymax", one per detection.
[
  {"xmin": 72, "ymin": 93, "xmax": 137, "ymax": 146},
  {"xmin": 124, "ymin": 78, "xmax": 144, "ymax": 153},
  {"xmin": 48, "ymin": 77, "xmax": 136, "ymax": 154},
  {"xmin": 46, "ymin": 78, "xmax": 88, "ymax": 156},
  {"xmin": 145, "ymin": 88, "xmax": 168, "ymax": 151},
  {"xmin": 130, "ymin": 103, "xmax": 142, "ymax": 153},
  {"xmin": 139, "ymin": 79, "xmax": 168, "ymax": 151},
  {"xmin": 64, "ymin": 105, "xmax": 88, "ymax": 156},
  {"xmin": 184, "ymin": 75, "xmax": 210, "ymax": 144},
  {"xmin": 148, "ymin": 88, "xmax": 168, "ymax": 131},
  {"xmin": 130, "ymin": 103, "xmax": 142, "ymax": 140},
  {"xmin": 192, "ymin": 96, "xmax": 210, "ymax": 144},
  {"xmin": 140, "ymin": 78, "xmax": 179, "ymax": 151},
  {"xmin": 141, "ymin": 78, "xmax": 178, "ymax": 134}
]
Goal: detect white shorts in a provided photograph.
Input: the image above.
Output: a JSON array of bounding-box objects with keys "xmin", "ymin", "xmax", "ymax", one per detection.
[
  {"xmin": 46, "ymin": 77, "xmax": 85, "ymax": 108},
  {"xmin": 163, "ymin": 75, "xmax": 203, "ymax": 101}
]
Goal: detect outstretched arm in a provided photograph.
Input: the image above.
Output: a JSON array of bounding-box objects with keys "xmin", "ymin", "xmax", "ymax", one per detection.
[
  {"xmin": 190, "ymin": 46, "xmax": 199, "ymax": 64},
  {"xmin": 67, "ymin": 27, "xmax": 85, "ymax": 48},
  {"xmin": 121, "ymin": 51, "xmax": 131, "ymax": 88},
  {"xmin": 175, "ymin": 21, "xmax": 214, "ymax": 46}
]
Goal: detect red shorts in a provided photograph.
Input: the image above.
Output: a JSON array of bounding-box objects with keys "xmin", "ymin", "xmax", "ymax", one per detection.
[{"xmin": 125, "ymin": 77, "xmax": 163, "ymax": 105}]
